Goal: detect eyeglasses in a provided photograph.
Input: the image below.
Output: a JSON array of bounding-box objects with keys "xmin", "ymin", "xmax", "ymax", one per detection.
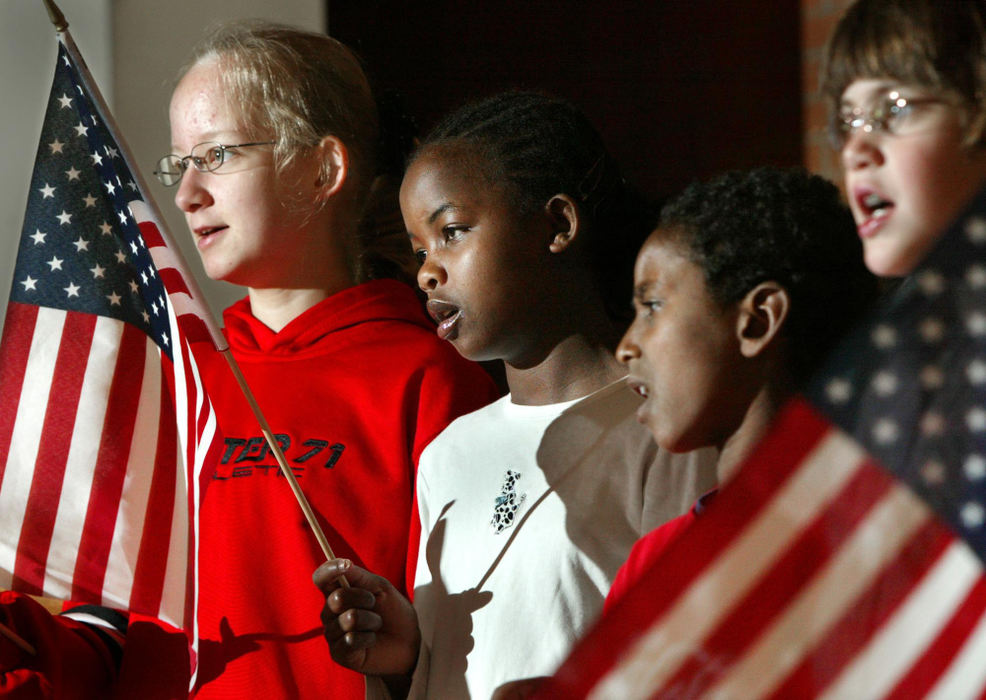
[
  {"xmin": 830, "ymin": 91, "xmax": 949, "ymax": 149},
  {"xmin": 153, "ymin": 141, "xmax": 275, "ymax": 186}
]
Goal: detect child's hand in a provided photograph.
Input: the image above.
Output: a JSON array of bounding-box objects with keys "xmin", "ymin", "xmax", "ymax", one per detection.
[{"xmin": 312, "ymin": 559, "xmax": 421, "ymax": 678}]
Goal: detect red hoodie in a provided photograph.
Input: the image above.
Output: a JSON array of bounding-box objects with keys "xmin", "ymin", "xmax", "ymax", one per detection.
[{"xmin": 192, "ymin": 279, "xmax": 498, "ymax": 698}]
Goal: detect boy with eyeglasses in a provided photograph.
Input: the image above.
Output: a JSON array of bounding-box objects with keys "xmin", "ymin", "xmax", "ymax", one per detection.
[{"xmin": 822, "ymin": 0, "xmax": 986, "ymax": 278}]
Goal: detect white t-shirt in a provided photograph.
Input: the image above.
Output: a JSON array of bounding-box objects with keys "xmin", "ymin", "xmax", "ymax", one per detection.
[{"xmin": 409, "ymin": 378, "xmax": 717, "ymax": 698}]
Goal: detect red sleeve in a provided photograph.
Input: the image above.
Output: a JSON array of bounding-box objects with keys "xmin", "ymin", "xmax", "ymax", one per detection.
[
  {"xmin": 0, "ymin": 592, "xmax": 117, "ymax": 699},
  {"xmin": 604, "ymin": 511, "xmax": 697, "ymax": 613},
  {"xmin": 404, "ymin": 355, "xmax": 500, "ymax": 597}
]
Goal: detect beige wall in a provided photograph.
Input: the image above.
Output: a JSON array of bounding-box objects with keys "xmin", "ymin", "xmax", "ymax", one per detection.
[{"xmin": 0, "ymin": 0, "xmax": 324, "ymax": 334}]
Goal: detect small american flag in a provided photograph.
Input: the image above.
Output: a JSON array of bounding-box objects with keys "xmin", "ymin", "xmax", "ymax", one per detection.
[
  {"xmin": 0, "ymin": 41, "xmax": 222, "ymax": 632},
  {"xmin": 542, "ymin": 191, "xmax": 986, "ymax": 698}
]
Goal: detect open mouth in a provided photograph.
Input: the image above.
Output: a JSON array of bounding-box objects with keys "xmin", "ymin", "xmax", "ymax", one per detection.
[
  {"xmin": 195, "ymin": 225, "xmax": 227, "ymax": 237},
  {"xmin": 627, "ymin": 379, "xmax": 649, "ymax": 399},
  {"xmin": 859, "ymin": 191, "xmax": 893, "ymax": 219},
  {"xmin": 426, "ymin": 299, "xmax": 462, "ymax": 340}
]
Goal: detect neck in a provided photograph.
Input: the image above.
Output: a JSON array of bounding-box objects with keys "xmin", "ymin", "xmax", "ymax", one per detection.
[
  {"xmin": 247, "ymin": 275, "xmax": 354, "ymax": 333},
  {"xmin": 505, "ymin": 307, "xmax": 626, "ymax": 405},
  {"xmin": 715, "ymin": 382, "xmax": 791, "ymax": 484}
]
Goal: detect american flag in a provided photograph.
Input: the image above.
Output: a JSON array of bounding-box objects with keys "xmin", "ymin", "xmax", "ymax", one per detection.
[
  {"xmin": 541, "ymin": 191, "xmax": 986, "ymax": 698},
  {"xmin": 0, "ymin": 41, "xmax": 222, "ymax": 632}
]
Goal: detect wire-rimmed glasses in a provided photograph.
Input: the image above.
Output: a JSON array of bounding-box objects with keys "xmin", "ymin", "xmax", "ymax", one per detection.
[{"xmin": 153, "ymin": 141, "xmax": 275, "ymax": 186}]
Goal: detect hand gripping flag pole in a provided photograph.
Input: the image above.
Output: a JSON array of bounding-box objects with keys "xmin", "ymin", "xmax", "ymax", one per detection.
[{"xmin": 37, "ymin": 0, "xmax": 346, "ymax": 581}]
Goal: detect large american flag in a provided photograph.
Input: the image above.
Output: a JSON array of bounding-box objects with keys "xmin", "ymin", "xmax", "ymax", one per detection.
[
  {"xmin": 0, "ymin": 41, "xmax": 222, "ymax": 632},
  {"xmin": 542, "ymin": 191, "xmax": 986, "ymax": 698}
]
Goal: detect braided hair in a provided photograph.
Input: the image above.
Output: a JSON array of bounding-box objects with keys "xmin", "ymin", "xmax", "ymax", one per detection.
[{"xmin": 414, "ymin": 91, "xmax": 656, "ymax": 322}]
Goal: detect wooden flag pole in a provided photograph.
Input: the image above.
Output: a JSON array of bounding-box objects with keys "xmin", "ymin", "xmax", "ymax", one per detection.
[
  {"xmin": 0, "ymin": 620, "xmax": 36, "ymax": 656},
  {"xmin": 40, "ymin": 0, "xmax": 349, "ymax": 586},
  {"xmin": 223, "ymin": 351, "xmax": 349, "ymax": 587}
]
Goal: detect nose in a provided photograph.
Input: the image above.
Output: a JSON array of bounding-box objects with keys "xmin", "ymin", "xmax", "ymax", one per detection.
[
  {"xmin": 841, "ymin": 128, "xmax": 885, "ymax": 171},
  {"xmin": 417, "ymin": 253, "xmax": 447, "ymax": 292},
  {"xmin": 173, "ymin": 167, "xmax": 212, "ymax": 214},
  {"xmin": 616, "ymin": 326, "xmax": 641, "ymax": 365}
]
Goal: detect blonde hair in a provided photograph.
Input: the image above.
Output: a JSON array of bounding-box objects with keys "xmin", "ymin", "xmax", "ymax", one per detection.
[{"xmin": 182, "ymin": 20, "xmax": 379, "ymax": 205}]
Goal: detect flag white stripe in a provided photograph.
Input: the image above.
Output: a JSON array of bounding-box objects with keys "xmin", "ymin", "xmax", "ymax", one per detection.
[
  {"xmin": 821, "ymin": 540, "xmax": 982, "ymax": 699},
  {"xmin": 711, "ymin": 483, "xmax": 931, "ymax": 699},
  {"xmin": 591, "ymin": 430, "xmax": 866, "ymax": 700},
  {"xmin": 44, "ymin": 314, "xmax": 122, "ymax": 599},
  {"xmin": 927, "ymin": 590, "xmax": 986, "ymax": 700},
  {"xmin": 0, "ymin": 309, "xmax": 65, "ymax": 590},
  {"xmin": 103, "ymin": 337, "xmax": 161, "ymax": 609}
]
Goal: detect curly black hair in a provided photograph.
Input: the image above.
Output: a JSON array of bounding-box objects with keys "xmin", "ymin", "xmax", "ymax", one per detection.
[
  {"xmin": 659, "ymin": 167, "xmax": 878, "ymax": 385},
  {"xmin": 413, "ymin": 91, "xmax": 657, "ymax": 322}
]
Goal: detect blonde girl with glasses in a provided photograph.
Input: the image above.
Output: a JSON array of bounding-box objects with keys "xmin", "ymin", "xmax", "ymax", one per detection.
[
  {"xmin": 822, "ymin": 0, "xmax": 986, "ymax": 278},
  {"xmin": 164, "ymin": 20, "xmax": 497, "ymax": 699}
]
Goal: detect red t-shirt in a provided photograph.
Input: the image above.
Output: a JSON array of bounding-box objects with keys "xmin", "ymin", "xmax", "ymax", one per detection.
[{"xmin": 605, "ymin": 489, "xmax": 719, "ymax": 611}]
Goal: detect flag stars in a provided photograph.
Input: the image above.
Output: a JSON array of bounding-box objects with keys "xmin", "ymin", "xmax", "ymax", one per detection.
[
  {"xmin": 107, "ymin": 291, "xmax": 122, "ymax": 306},
  {"xmin": 141, "ymin": 310, "xmax": 150, "ymax": 324},
  {"xmin": 966, "ymin": 264, "xmax": 986, "ymax": 289},
  {"xmin": 20, "ymin": 276, "xmax": 37, "ymax": 291},
  {"xmin": 150, "ymin": 300, "xmax": 160, "ymax": 316},
  {"xmin": 966, "ymin": 312, "xmax": 986, "ymax": 337},
  {"xmin": 967, "ymin": 359, "xmax": 986, "ymax": 386},
  {"xmin": 919, "ymin": 412, "xmax": 946, "ymax": 436},
  {"xmin": 90, "ymin": 151, "xmax": 103, "ymax": 166},
  {"xmin": 39, "ymin": 183, "xmax": 55, "ymax": 199},
  {"xmin": 30, "ymin": 230, "xmax": 47, "ymax": 246},
  {"xmin": 57, "ymin": 93, "xmax": 72, "ymax": 108},
  {"xmin": 966, "ymin": 216, "xmax": 986, "ymax": 244},
  {"xmin": 65, "ymin": 166, "xmax": 81, "ymax": 181},
  {"xmin": 118, "ymin": 210, "xmax": 129, "ymax": 225},
  {"xmin": 74, "ymin": 122, "xmax": 89, "ymax": 137},
  {"xmin": 960, "ymin": 502, "xmax": 985, "ymax": 529},
  {"xmin": 920, "ymin": 460, "xmax": 946, "ymax": 486},
  {"xmin": 920, "ymin": 365, "xmax": 945, "ymax": 390},
  {"xmin": 140, "ymin": 271, "xmax": 149, "ymax": 285},
  {"xmin": 82, "ymin": 193, "xmax": 97, "ymax": 208},
  {"xmin": 916, "ymin": 270, "xmax": 945, "ymax": 296},
  {"xmin": 56, "ymin": 210, "xmax": 72, "ymax": 226},
  {"xmin": 63, "ymin": 282, "xmax": 80, "ymax": 298},
  {"xmin": 49, "ymin": 139, "xmax": 64, "ymax": 155},
  {"xmin": 824, "ymin": 378, "xmax": 853, "ymax": 405},
  {"xmin": 871, "ymin": 371, "xmax": 898, "ymax": 397},
  {"xmin": 127, "ymin": 180, "xmax": 138, "ymax": 192},
  {"xmin": 47, "ymin": 256, "xmax": 64, "ymax": 271},
  {"xmin": 115, "ymin": 250, "xmax": 127, "ymax": 264},
  {"xmin": 872, "ymin": 418, "xmax": 899, "ymax": 445},
  {"xmin": 106, "ymin": 146, "xmax": 119, "ymax": 159},
  {"xmin": 871, "ymin": 325, "xmax": 897, "ymax": 349},
  {"xmin": 73, "ymin": 237, "xmax": 89, "ymax": 252},
  {"xmin": 104, "ymin": 180, "xmax": 116, "ymax": 195},
  {"xmin": 90, "ymin": 264, "xmax": 105, "ymax": 279},
  {"xmin": 99, "ymin": 221, "xmax": 113, "ymax": 236},
  {"xmin": 130, "ymin": 241, "xmax": 139, "ymax": 255},
  {"xmin": 129, "ymin": 280, "xmax": 139, "ymax": 293},
  {"xmin": 965, "ymin": 455, "xmax": 986, "ymax": 481},
  {"xmin": 918, "ymin": 317, "xmax": 945, "ymax": 343},
  {"xmin": 966, "ymin": 407, "xmax": 986, "ymax": 432}
]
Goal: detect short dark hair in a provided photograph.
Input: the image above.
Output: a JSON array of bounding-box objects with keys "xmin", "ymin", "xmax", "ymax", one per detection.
[
  {"xmin": 658, "ymin": 167, "xmax": 878, "ymax": 384},
  {"xmin": 414, "ymin": 91, "xmax": 656, "ymax": 321},
  {"xmin": 821, "ymin": 0, "xmax": 986, "ymax": 146}
]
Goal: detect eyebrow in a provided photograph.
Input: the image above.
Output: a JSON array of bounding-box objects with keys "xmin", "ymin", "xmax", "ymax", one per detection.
[{"xmin": 428, "ymin": 202, "xmax": 461, "ymax": 224}]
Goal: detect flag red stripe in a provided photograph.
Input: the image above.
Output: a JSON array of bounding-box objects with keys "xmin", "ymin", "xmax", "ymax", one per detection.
[
  {"xmin": 659, "ymin": 458, "xmax": 895, "ymax": 696},
  {"xmin": 11, "ymin": 312, "xmax": 97, "ymax": 594},
  {"xmin": 128, "ymin": 360, "xmax": 179, "ymax": 615},
  {"xmin": 137, "ymin": 220, "xmax": 165, "ymax": 249},
  {"xmin": 886, "ymin": 574, "xmax": 986, "ymax": 697},
  {"xmin": 159, "ymin": 268, "xmax": 192, "ymax": 298},
  {"xmin": 545, "ymin": 400, "xmax": 834, "ymax": 695},
  {"xmin": 766, "ymin": 518, "xmax": 953, "ymax": 699},
  {"xmin": 72, "ymin": 323, "xmax": 147, "ymax": 602},
  {"xmin": 0, "ymin": 303, "xmax": 39, "ymax": 487}
]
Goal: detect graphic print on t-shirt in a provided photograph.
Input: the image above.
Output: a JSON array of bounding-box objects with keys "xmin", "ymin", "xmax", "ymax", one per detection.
[
  {"xmin": 212, "ymin": 433, "xmax": 346, "ymax": 479},
  {"xmin": 491, "ymin": 469, "xmax": 526, "ymax": 534}
]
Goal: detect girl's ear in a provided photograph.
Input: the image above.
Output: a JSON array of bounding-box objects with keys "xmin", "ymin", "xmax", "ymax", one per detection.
[
  {"xmin": 736, "ymin": 281, "xmax": 790, "ymax": 359},
  {"xmin": 314, "ymin": 135, "xmax": 350, "ymax": 201},
  {"xmin": 545, "ymin": 194, "xmax": 582, "ymax": 253}
]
